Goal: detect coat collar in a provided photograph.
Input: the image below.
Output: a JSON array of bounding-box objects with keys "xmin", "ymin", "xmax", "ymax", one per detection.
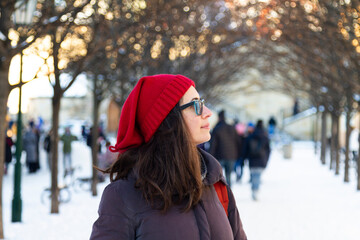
[{"xmin": 198, "ymin": 148, "xmax": 227, "ymax": 186}]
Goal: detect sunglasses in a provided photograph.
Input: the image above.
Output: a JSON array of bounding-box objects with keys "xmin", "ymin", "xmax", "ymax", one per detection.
[{"xmin": 180, "ymin": 99, "xmax": 205, "ymax": 116}]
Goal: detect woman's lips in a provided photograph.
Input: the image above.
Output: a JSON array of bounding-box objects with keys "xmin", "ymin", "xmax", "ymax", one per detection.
[{"xmin": 201, "ymin": 124, "xmax": 210, "ymax": 129}]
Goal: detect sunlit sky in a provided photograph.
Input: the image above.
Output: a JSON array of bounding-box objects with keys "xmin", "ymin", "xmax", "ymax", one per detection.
[{"xmin": 8, "ymin": 54, "xmax": 88, "ymax": 114}]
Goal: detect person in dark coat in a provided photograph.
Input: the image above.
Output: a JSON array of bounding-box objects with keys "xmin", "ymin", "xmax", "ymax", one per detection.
[
  {"xmin": 293, "ymin": 98, "xmax": 299, "ymax": 115},
  {"xmin": 90, "ymin": 74, "xmax": 247, "ymax": 240},
  {"xmin": 43, "ymin": 129, "xmax": 52, "ymax": 171},
  {"xmin": 268, "ymin": 116, "xmax": 277, "ymax": 139},
  {"xmin": 5, "ymin": 134, "xmax": 14, "ymax": 175},
  {"xmin": 23, "ymin": 125, "xmax": 38, "ymax": 173},
  {"xmin": 243, "ymin": 120, "xmax": 271, "ymax": 201},
  {"xmin": 29, "ymin": 120, "xmax": 41, "ymax": 171},
  {"xmin": 209, "ymin": 110, "xmax": 239, "ymax": 187},
  {"xmin": 87, "ymin": 126, "xmax": 106, "ymax": 153},
  {"xmin": 234, "ymin": 121, "xmax": 246, "ymax": 182}
]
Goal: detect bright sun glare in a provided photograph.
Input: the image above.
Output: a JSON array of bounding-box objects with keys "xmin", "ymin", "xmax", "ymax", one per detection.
[
  {"xmin": 8, "ymin": 53, "xmax": 88, "ymax": 114},
  {"xmin": 8, "ymin": 52, "xmax": 56, "ymax": 114}
]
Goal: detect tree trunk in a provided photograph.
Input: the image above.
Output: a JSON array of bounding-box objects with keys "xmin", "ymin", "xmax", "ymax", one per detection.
[
  {"xmin": 51, "ymin": 92, "xmax": 61, "ymax": 213},
  {"xmin": 320, "ymin": 110, "xmax": 327, "ymax": 165},
  {"xmin": 343, "ymin": 110, "xmax": 351, "ymax": 181},
  {"xmin": 357, "ymin": 111, "xmax": 360, "ymax": 190},
  {"xmin": 0, "ymin": 69, "xmax": 11, "ymax": 239},
  {"xmin": 314, "ymin": 106, "xmax": 319, "ymax": 154},
  {"xmin": 334, "ymin": 114, "xmax": 340, "ymax": 175},
  {"xmin": 50, "ymin": 28, "xmax": 63, "ymax": 213},
  {"xmin": 329, "ymin": 113, "xmax": 337, "ymax": 170},
  {"xmin": 91, "ymin": 79, "xmax": 100, "ymax": 196}
]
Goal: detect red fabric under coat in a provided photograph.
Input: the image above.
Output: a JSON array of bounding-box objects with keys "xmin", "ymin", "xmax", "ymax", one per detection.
[{"xmin": 214, "ymin": 181, "xmax": 229, "ymax": 216}]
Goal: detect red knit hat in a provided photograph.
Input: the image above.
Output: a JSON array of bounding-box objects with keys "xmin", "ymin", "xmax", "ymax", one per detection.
[{"xmin": 109, "ymin": 74, "xmax": 195, "ymax": 153}]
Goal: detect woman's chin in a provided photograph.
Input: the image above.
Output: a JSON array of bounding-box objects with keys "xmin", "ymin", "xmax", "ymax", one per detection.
[{"xmin": 195, "ymin": 135, "xmax": 211, "ymax": 145}]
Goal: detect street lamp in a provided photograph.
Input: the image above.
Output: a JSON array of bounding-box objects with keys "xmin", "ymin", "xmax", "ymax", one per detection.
[{"xmin": 11, "ymin": 0, "xmax": 37, "ymax": 223}]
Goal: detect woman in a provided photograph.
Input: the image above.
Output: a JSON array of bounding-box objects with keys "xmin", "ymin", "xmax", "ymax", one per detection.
[{"xmin": 90, "ymin": 74, "xmax": 247, "ymax": 240}]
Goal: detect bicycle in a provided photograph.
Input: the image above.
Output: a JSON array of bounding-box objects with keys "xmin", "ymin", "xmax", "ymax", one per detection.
[
  {"xmin": 63, "ymin": 166, "xmax": 104, "ymax": 192},
  {"xmin": 73, "ymin": 174, "xmax": 108, "ymax": 192},
  {"xmin": 41, "ymin": 184, "xmax": 71, "ymax": 205},
  {"xmin": 73, "ymin": 177, "xmax": 93, "ymax": 191},
  {"xmin": 62, "ymin": 166, "xmax": 92, "ymax": 192}
]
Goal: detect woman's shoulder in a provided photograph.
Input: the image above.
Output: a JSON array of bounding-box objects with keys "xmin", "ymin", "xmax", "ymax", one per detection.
[
  {"xmin": 100, "ymin": 176, "xmax": 150, "ymax": 215},
  {"xmin": 105, "ymin": 176, "xmax": 136, "ymax": 193}
]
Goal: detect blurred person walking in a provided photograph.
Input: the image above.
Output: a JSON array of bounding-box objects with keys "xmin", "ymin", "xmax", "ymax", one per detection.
[
  {"xmin": 60, "ymin": 127, "xmax": 78, "ymax": 175},
  {"xmin": 234, "ymin": 121, "xmax": 246, "ymax": 182},
  {"xmin": 102, "ymin": 141, "xmax": 117, "ymax": 168},
  {"xmin": 43, "ymin": 129, "xmax": 52, "ymax": 171},
  {"xmin": 209, "ymin": 110, "xmax": 239, "ymax": 187},
  {"xmin": 87, "ymin": 126, "xmax": 108, "ymax": 182},
  {"xmin": 23, "ymin": 123, "xmax": 39, "ymax": 173},
  {"xmin": 97, "ymin": 141, "xmax": 117, "ymax": 182},
  {"xmin": 86, "ymin": 126, "xmax": 107, "ymax": 153},
  {"xmin": 243, "ymin": 120, "xmax": 271, "ymax": 201},
  {"xmin": 241, "ymin": 122, "xmax": 255, "ymax": 183},
  {"xmin": 293, "ymin": 98, "xmax": 299, "ymax": 116},
  {"xmin": 5, "ymin": 134, "xmax": 14, "ymax": 175},
  {"xmin": 268, "ymin": 116, "xmax": 277, "ymax": 139},
  {"xmin": 90, "ymin": 74, "xmax": 247, "ymax": 240},
  {"xmin": 29, "ymin": 120, "xmax": 41, "ymax": 171},
  {"xmin": 81, "ymin": 124, "xmax": 89, "ymax": 141}
]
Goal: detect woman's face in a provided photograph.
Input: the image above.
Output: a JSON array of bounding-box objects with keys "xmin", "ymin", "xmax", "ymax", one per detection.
[{"xmin": 180, "ymin": 86, "xmax": 212, "ymax": 145}]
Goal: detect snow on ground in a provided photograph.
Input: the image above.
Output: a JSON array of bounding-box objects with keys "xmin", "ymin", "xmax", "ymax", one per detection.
[
  {"xmin": 3, "ymin": 141, "xmax": 106, "ymax": 240},
  {"xmin": 233, "ymin": 142, "xmax": 360, "ymax": 240},
  {"xmin": 3, "ymin": 141, "xmax": 360, "ymax": 240}
]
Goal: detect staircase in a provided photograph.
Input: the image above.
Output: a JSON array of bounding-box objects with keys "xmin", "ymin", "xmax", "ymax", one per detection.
[{"xmin": 281, "ymin": 107, "xmax": 318, "ymax": 140}]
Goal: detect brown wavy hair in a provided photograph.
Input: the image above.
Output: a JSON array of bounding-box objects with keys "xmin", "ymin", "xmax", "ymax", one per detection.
[{"xmin": 104, "ymin": 103, "xmax": 203, "ymax": 212}]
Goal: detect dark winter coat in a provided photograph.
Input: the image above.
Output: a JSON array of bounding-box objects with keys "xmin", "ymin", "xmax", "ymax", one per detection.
[
  {"xmin": 236, "ymin": 134, "xmax": 245, "ymax": 160},
  {"xmin": 209, "ymin": 121, "xmax": 239, "ymax": 161},
  {"xmin": 43, "ymin": 134, "xmax": 51, "ymax": 153},
  {"xmin": 23, "ymin": 129, "xmax": 38, "ymax": 163},
  {"xmin": 90, "ymin": 148, "xmax": 247, "ymax": 240},
  {"xmin": 5, "ymin": 136, "xmax": 14, "ymax": 163},
  {"xmin": 243, "ymin": 128, "xmax": 270, "ymax": 168}
]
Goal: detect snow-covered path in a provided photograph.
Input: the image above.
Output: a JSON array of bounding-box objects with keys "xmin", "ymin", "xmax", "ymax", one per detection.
[
  {"xmin": 233, "ymin": 142, "xmax": 360, "ymax": 240},
  {"xmin": 3, "ymin": 141, "xmax": 360, "ymax": 240}
]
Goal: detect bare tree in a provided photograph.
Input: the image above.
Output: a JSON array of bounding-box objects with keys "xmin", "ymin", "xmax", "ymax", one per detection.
[
  {"xmin": 29, "ymin": 0, "xmax": 101, "ymax": 213},
  {"xmin": 0, "ymin": 0, "xmax": 67, "ymax": 236}
]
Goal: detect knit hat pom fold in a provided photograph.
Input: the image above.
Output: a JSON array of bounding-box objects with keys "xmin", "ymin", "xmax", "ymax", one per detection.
[{"xmin": 109, "ymin": 74, "xmax": 195, "ymax": 153}]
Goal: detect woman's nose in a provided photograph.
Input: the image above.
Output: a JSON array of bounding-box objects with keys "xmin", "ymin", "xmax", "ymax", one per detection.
[{"xmin": 202, "ymin": 106, "xmax": 212, "ymax": 118}]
